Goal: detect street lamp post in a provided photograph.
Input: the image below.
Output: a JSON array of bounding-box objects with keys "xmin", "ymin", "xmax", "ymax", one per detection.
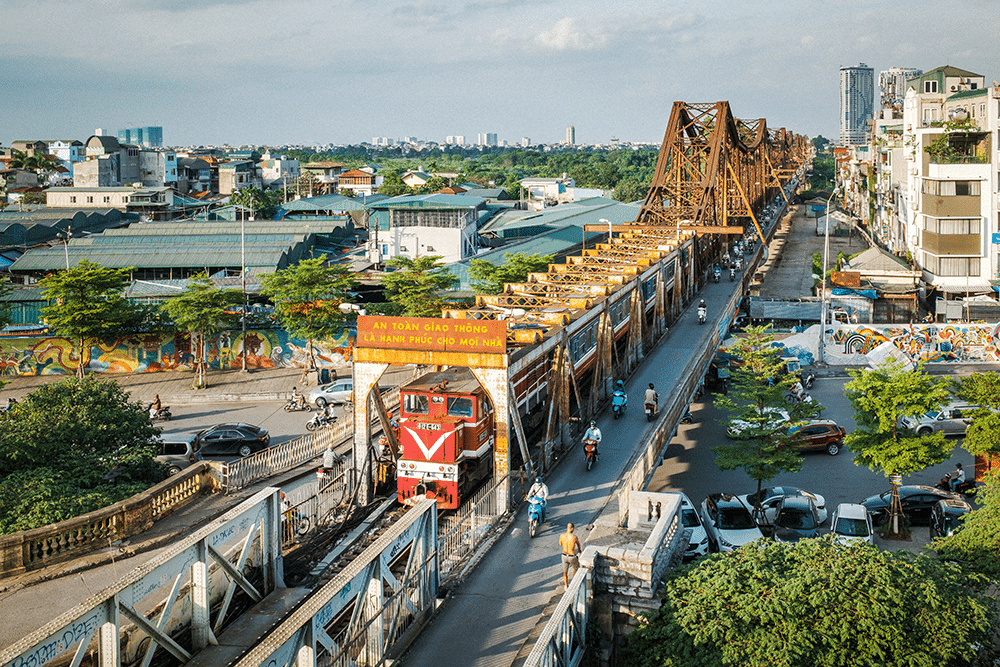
[
  {"xmin": 61, "ymin": 226, "xmax": 72, "ymax": 269},
  {"xmin": 818, "ymin": 187, "xmax": 841, "ymax": 364}
]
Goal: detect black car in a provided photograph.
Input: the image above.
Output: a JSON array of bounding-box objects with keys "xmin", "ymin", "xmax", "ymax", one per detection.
[
  {"xmin": 859, "ymin": 485, "xmax": 960, "ymax": 526},
  {"xmin": 929, "ymin": 498, "xmax": 972, "ymax": 539},
  {"xmin": 196, "ymin": 423, "xmax": 270, "ymax": 457},
  {"xmin": 772, "ymin": 496, "xmax": 822, "ymax": 543}
]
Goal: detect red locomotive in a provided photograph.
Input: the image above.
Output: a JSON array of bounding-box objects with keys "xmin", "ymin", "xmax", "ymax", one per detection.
[{"xmin": 396, "ymin": 368, "xmax": 494, "ymax": 509}]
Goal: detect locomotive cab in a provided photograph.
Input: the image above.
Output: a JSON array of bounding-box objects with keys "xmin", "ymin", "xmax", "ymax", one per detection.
[{"xmin": 397, "ymin": 368, "xmax": 493, "ymax": 509}]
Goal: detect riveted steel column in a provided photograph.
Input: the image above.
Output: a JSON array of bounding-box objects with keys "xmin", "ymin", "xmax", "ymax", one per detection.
[
  {"xmin": 470, "ymin": 366, "xmax": 511, "ymax": 509},
  {"xmin": 98, "ymin": 598, "xmax": 119, "ymax": 667},
  {"xmin": 352, "ymin": 361, "xmax": 389, "ymax": 506}
]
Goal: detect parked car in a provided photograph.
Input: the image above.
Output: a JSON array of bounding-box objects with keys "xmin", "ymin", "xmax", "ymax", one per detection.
[
  {"xmin": 899, "ymin": 402, "xmax": 982, "ymax": 437},
  {"xmin": 830, "ymin": 503, "xmax": 874, "ymax": 546},
  {"xmin": 786, "ymin": 419, "xmax": 846, "ymax": 456},
  {"xmin": 929, "ymin": 498, "xmax": 972, "ymax": 539},
  {"xmin": 741, "ymin": 486, "xmax": 828, "ymax": 526},
  {"xmin": 309, "ymin": 379, "xmax": 354, "ymax": 408},
  {"xmin": 680, "ymin": 493, "xmax": 709, "ymax": 560},
  {"xmin": 196, "ymin": 423, "xmax": 270, "ymax": 457},
  {"xmin": 726, "ymin": 408, "xmax": 789, "ymax": 439},
  {"xmin": 700, "ymin": 493, "xmax": 764, "ymax": 552},
  {"xmin": 154, "ymin": 432, "xmax": 202, "ymax": 475},
  {"xmin": 859, "ymin": 485, "xmax": 960, "ymax": 526},
  {"xmin": 772, "ymin": 496, "xmax": 823, "ymax": 543}
]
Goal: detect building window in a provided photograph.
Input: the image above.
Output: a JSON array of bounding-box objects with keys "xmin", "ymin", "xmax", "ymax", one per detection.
[
  {"xmin": 86, "ymin": 196, "xmax": 93, "ymax": 203},
  {"xmin": 924, "ymin": 80, "xmax": 938, "ymax": 93},
  {"xmin": 923, "ymin": 218, "xmax": 979, "ymax": 234},
  {"xmin": 922, "ymin": 253, "xmax": 977, "ymax": 276},
  {"xmin": 922, "ymin": 180, "xmax": 981, "ymax": 196},
  {"xmin": 103, "ymin": 196, "xmax": 110, "ymax": 203},
  {"xmin": 70, "ymin": 196, "xmax": 76, "ymax": 203}
]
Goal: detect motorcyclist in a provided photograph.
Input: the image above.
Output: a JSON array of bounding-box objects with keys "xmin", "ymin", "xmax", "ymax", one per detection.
[
  {"xmin": 322, "ymin": 403, "xmax": 336, "ymax": 424},
  {"xmin": 291, "ymin": 386, "xmax": 304, "ymax": 409},
  {"xmin": 583, "ymin": 420, "xmax": 602, "ymax": 458},
  {"xmin": 950, "ymin": 463, "xmax": 966, "ymax": 492},
  {"xmin": 697, "ymin": 300, "xmax": 707, "ymax": 323},
  {"xmin": 644, "ymin": 383, "xmax": 659, "ymax": 415},
  {"xmin": 713, "ymin": 264, "xmax": 721, "ymax": 281},
  {"xmin": 153, "ymin": 394, "xmax": 162, "ymax": 413},
  {"xmin": 612, "ymin": 379, "xmax": 627, "ymax": 408},
  {"xmin": 527, "ymin": 476, "xmax": 549, "ymax": 522}
]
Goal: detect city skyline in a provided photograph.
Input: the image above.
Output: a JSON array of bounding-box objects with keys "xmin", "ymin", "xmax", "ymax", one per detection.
[{"xmin": 2, "ymin": 0, "xmax": 999, "ymax": 146}]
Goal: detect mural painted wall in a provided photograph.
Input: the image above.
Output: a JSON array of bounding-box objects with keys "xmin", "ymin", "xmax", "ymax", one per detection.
[
  {"xmin": 0, "ymin": 328, "xmax": 355, "ymax": 376},
  {"xmin": 753, "ymin": 322, "xmax": 1000, "ymax": 367}
]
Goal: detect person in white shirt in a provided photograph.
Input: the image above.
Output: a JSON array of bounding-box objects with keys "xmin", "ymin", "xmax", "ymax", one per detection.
[
  {"xmin": 583, "ymin": 420, "xmax": 602, "ymax": 458},
  {"xmin": 950, "ymin": 463, "xmax": 966, "ymax": 491},
  {"xmin": 528, "ymin": 476, "xmax": 549, "ymax": 522}
]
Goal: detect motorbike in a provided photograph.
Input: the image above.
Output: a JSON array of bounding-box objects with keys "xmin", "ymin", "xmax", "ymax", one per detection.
[
  {"xmin": 799, "ymin": 371, "xmax": 816, "ymax": 390},
  {"xmin": 713, "ymin": 267, "xmax": 721, "ymax": 283},
  {"xmin": 729, "ymin": 266, "xmax": 736, "ymax": 282},
  {"xmin": 284, "ymin": 397, "xmax": 311, "ymax": 412},
  {"xmin": 698, "ymin": 306, "xmax": 707, "ymax": 325},
  {"xmin": 612, "ymin": 391, "xmax": 627, "ymax": 419},
  {"xmin": 148, "ymin": 404, "xmax": 172, "ymax": 421},
  {"xmin": 306, "ymin": 413, "xmax": 338, "ymax": 431},
  {"xmin": 680, "ymin": 408, "xmax": 693, "ymax": 424},
  {"xmin": 785, "ymin": 382, "xmax": 812, "ymax": 404},
  {"xmin": 584, "ymin": 438, "xmax": 599, "ymax": 471},
  {"xmin": 644, "ymin": 401, "xmax": 657, "ymax": 422},
  {"xmin": 935, "ymin": 474, "xmax": 977, "ymax": 497},
  {"xmin": 527, "ymin": 496, "xmax": 545, "ymax": 538}
]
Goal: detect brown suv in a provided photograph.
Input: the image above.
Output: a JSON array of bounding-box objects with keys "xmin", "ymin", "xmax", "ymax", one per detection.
[{"xmin": 787, "ymin": 420, "xmax": 846, "ymax": 456}]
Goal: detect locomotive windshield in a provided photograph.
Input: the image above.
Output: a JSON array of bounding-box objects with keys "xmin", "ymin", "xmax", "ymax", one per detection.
[
  {"xmin": 447, "ymin": 396, "xmax": 474, "ymax": 418},
  {"xmin": 404, "ymin": 394, "xmax": 429, "ymax": 414}
]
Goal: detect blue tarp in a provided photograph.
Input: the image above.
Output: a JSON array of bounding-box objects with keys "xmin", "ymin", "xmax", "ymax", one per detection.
[{"xmin": 832, "ymin": 287, "xmax": 877, "ymax": 299}]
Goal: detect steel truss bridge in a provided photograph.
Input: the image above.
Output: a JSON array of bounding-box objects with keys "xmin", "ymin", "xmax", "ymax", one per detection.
[{"xmin": 0, "ymin": 101, "xmax": 809, "ymax": 667}]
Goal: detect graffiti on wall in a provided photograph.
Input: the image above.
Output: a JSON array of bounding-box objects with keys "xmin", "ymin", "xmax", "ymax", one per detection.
[
  {"xmin": 765, "ymin": 322, "xmax": 1000, "ymax": 367},
  {"xmin": 0, "ymin": 328, "xmax": 355, "ymax": 376}
]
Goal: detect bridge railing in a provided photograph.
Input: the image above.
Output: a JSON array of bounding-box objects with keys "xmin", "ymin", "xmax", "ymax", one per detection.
[
  {"xmin": 222, "ymin": 387, "xmax": 400, "ymax": 493},
  {"xmin": 0, "ymin": 462, "xmax": 214, "ymax": 580},
  {"xmin": 437, "ymin": 474, "xmax": 516, "ymax": 582},
  {"xmin": 522, "ymin": 564, "xmax": 590, "ymax": 667},
  {"xmin": 279, "ymin": 459, "xmax": 351, "ymax": 547}
]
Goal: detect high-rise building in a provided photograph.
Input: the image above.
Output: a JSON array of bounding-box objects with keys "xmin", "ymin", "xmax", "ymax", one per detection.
[
  {"xmin": 879, "ymin": 67, "xmax": 923, "ymax": 111},
  {"xmin": 445, "ymin": 135, "xmax": 465, "ymax": 145},
  {"xmin": 840, "ymin": 64, "xmax": 874, "ymax": 145},
  {"xmin": 566, "ymin": 125, "xmax": 575, "ymax": 145},
  {"xmin": 116, "ymin": 126, "xmax": 163, "ymax": 148},
  {"xmin": 477, "ymin": 133, "xmax": 497, "ymax": 147},
  {"xmin": 521, "ymin": 137, "xmax": 531, "ymax": 148}
]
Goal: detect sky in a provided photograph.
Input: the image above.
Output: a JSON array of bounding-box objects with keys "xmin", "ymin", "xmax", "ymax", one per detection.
[{"xmin": 2, "ymin": 0, "xmax": 999, "ymax": 148}]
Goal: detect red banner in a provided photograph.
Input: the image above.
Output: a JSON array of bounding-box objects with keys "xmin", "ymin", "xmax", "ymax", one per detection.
[{"xmin": 357, "ymin": 316, "xmax": 507, "ymax": 354}]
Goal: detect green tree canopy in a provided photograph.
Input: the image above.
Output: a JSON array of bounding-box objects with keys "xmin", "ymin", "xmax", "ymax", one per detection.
[
  {"xmin": 160, "ymin": 273, "xmax": 240, "ymax": 388},
  {"xmin": 381, "ymin": 256, "xmax": 455, "ymax": 317},
  {"xmin": 378, "ymin": 170, "xmax": 411, "ymax": 197},
  {"xmin": 0, "ymin": 376, "xmax": 162, "ymax": 533},
  {"xmin": 228, "ymin": 186, "xmax": 284, "ymax": 219},
  {"xmin": 953, "ymin": 372, "xmax": 1000, "ymax": 456},
  {"xmin": 844, "ymin": 358, "xmax": 952, "ymax": 532},
  {"xmin": 624, "ymin": 539, "xmax": 997, "ymax": 667},
  {"xmin": 260, "ymin": 256, "xmax": 357, "ymax": 370},
  {"xmin": 468, "ymin": 252, "xmax": 554, "ymax": 294},
  {"xmin": 39, "ymin": 260, "xmax": 146, "ymax": 378},
  {"xmin": 713, "ymin": 326, "xmax": 818, "ymax": 516},
  {"xmin": 414, "ymin": 176, "xmax": 448, "ymax": 194}
]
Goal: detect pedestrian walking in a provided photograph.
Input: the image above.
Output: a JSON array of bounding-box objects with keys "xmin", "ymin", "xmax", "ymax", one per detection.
[{"xmin": 559, "ymin": 523, "xmax": 582, "ymax": 587}]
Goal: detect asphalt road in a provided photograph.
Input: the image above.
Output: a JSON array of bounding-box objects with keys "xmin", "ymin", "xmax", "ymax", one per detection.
[{"xmin": 648, "ymin": 372, "xmax": 972, "ymax": 529}]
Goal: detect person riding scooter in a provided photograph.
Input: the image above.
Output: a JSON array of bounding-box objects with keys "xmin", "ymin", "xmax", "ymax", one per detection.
[
  {"xmin": 612, "ymin": 380, "xmax": 628, "ymax": 416},
  {"xmin": 527, "ymin": 476, "xmax": 549, "ymax": 522},
  {"xmin": 291, "ymin": 386, "xmax": 305, "ymax": 410},
  {"xmin": 697, "ymin": 300, "xmax": 707, "ymax": 324},
  {"xmin": 644, "ymin": 383, "xmax": 659, "ymax": 415},
  {"xmin": 583, "ymin": 420, "xmax": 602, "ymax": 459},
  {"xmin": 713, "ymin": 264, "xmax": 721, "ymax": 283}
]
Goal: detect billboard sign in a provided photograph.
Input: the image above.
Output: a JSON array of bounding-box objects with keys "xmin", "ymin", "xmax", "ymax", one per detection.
[{"xmin": 357, "ymin": 316, "xmax": 507, "ymax": 355}]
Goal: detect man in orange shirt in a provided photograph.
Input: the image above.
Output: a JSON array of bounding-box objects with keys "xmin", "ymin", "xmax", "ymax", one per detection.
[{"xmin": 559, "ymin": 523, "xmax": 582, "ymax": 587}]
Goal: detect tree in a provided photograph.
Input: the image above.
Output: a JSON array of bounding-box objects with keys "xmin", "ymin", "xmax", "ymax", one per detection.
[
  {"xmin": 953, "ymin": 372, "xmax": 1000, "ymax": 457},
  {"xmin": 260, "ymin": 256, "xmax": 357, "ymax": 371},
  {"xmin": 160, "ymin": 273, "xmax": 240, "ymax": 388},
  {"xmin": 39, "ymin": 260, "xmax": 146, "ymax": 378},
  {"xmin": 844, "ymin": 358, "xmax": 952, "ymax": 533},
  {"xmin": 624, "ymin": 539, "xmax": 997, "ymax": 667},
  {"xmin": 468, "ymin": 252, "xmax": 554, "ymax": 294},
  {"xmin": 414, "ymin": 176, "xmax": 448, "ymax": 194},
  {"xmin": 933, "ymin": 469, "xmax": 1000, "ymax": 577},
  {"xmin": 381, "ymin": 256, "xmax": 455, "ymax": 317},
  {"xmin": 378, "ymin": 170, "xmax": 411, "ymax": 197},
  {"xmin": 713, "ymin": 326, "xmax": 817, "ymax": 519},
  {"xmin": 0, "ymin": 376, "xmax": 162, "ymax": 533},
  {"xmin": 228, "ymin": 186, "xmax": 282, "ymax": 219}
]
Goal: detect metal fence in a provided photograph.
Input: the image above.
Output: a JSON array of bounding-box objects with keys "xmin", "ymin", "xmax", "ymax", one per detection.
[
  {"xmin": 437, "ymin": 475, "xmax": 514, "ymax": 581},
  {"xmin": 523, "ymin": 566, "xmax": 590, "ymax": 667},
  {"xmin": 280, "ymin": 459, "xmax": 351, "ymax": 547}
]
